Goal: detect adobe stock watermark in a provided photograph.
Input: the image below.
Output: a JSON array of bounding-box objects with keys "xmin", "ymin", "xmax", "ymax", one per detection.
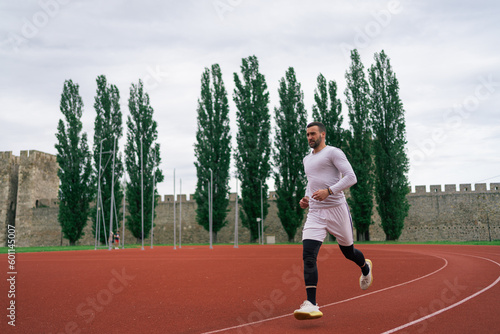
[
  {"xmin": 234, "ymin": 245, "xmax": 337, "ymax": 333},
  {"xmin": 213, "ymin": 0, "xmax": 244, "ymax": 21},
  {"xmin": 48, "ymin": 267, "xmax": 135, "ymax": 334},
  {"xmin": 340, "ymin": 0, "xmax": 402, "ymax": 60},
  {"xmin": 399, "ymin": 277, "xmax": 467, "ymax": 334},
  {"xmin": 143, "ymin": 65, "xmax": 169, "ymax": 91},
  {"xmin": 409, "ymin": 74, "xmax": 499, "ymax": 167},
  {"xmin": 1, "ymin": 0, "xmax": 72, "ymax": 53}
]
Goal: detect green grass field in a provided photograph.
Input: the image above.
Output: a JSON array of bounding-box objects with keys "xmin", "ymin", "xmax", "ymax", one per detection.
[{"xmin": 0, "ymin": 240, "xmax": 498, "ymax": 254}]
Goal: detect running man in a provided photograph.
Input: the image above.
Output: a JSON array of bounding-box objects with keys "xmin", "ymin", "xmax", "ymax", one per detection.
[{"xmin": 294, "ymin": 121, "xmax": 373, "ymax": 320}]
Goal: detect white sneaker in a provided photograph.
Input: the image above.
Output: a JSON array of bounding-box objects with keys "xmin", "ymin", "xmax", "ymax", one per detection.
[
  {"xmin": 359, "ymin": 259, "xmax": 373, "ymax": 290},
  {"xmin": 293, "ymin": 300, "xmax": 323, "ymax": 320}
]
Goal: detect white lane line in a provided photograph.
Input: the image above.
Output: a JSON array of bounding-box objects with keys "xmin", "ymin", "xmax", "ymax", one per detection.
[
  {"xmin": 201, "ymin": 255, "xmax": 448, "ymax": 334},
  {"xmin": 381, "ymin": 254, "xmax": 500, "ymax": 334},
  {"xmin": 321, "ymin": 255, "xmax": 448, "ymax": 309}
]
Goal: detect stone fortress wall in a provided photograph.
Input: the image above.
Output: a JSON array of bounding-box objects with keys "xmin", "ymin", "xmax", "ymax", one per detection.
[
  {"xmin": 1, "ymin": 150, "xmax": 499, "ymax": 247},
  {"xmin": 400, "ymin": 183, "xmax": 500, "ymax": 242},
  {"xmin": 1, "ymin": 151, "xmax": 60, "ymax": 247}
]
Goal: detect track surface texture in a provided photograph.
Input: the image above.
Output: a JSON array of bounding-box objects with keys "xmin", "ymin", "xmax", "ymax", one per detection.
[{"xmin": 1, "ymin": 244, "xmax": 499, "ymax": 333}]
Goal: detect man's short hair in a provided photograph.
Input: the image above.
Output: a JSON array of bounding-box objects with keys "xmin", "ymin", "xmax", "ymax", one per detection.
[{"xmin": 307, "ymin": 121, "xmax": 326, "ymax": 133}]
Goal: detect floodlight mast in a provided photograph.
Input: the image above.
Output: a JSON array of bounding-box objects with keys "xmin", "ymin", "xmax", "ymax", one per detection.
[
  {"xmin": 253, "ymin": 177, "xmax": 265, "ymax": 245},
  {"xmin": 95, "ymin": 138, "xmax": 105, "ymax": 250},
  {"xmin": 260, "ymin": 179, "xmax": 264, "ymax": 245},
  {"xmin": 173, "ymin": 168, "xmax": 176, "ymax": 250},
  {"xmin": 234, "ymin": 175, "xmax": 238, "ymax": 248},
  {"xmin": 122, "ymin": 176, "xmax": 126, "ymax": 249},
  {"xmin": 141, "ymin": 136, "xmax": 144, "ymax": 251},
  {"xmin": 108, "ymin": 137, "xmax": 116, "ymax": 251},
  {"xmin": 179, "ymin": 178, "xmax": 182, "ymax": 249},
  {"xmin": 150, "ymin": 150, "xmax": 156, "ymax": 249},
  {"xmin": 209, "ymin": 168, "xmax": 213, "ymax": 249}
]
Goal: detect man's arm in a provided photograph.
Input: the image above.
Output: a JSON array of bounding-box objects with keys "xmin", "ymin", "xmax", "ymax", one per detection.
[{"xmin": 329, "ymin": 149, "xmax": 357, "ymax": 195}]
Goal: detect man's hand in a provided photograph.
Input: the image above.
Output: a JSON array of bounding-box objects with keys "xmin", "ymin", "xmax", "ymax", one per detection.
[
  {"xmin": 299, "ymin": 196, "xmax": 310, "ymax": 209},
  {"xmin": 312, "ymin": 189, "xmax": 330, "ymax": 202}
]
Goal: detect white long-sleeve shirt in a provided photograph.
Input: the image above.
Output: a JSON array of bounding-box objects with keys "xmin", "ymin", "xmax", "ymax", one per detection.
[{"xmin": 303, "ymin": 145, "xmax": 357, "ymax": 209}]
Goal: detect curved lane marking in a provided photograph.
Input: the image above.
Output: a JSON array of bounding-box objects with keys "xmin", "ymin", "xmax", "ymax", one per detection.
[
  {"xmin": 201, "ymin": 253, "xmax": 448, "ymax": 334},
  {"xmin": 381, "ymin": 254, "xmax": 500, "ymax": 334}
]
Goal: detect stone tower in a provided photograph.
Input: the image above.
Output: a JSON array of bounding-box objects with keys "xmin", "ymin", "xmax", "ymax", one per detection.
[
  {"xmin": 0, "ymin": 152, "xmax": 20, "ymax": 246},
  {"xmin": 0, "ymin": 150, "xmax": 59, "ymax": 246}
]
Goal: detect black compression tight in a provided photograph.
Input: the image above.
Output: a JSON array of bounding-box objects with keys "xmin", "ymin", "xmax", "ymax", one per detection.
[
  {"xmin": 302, "ymin": 239, "xmax": 322, "ymax": 286},
  {"xmin": 339, "ymin": 244, "xmax": 366, "ymax": 267},
  {"xmin": 302, "ymin": 241, "xmax": 367, "ymax": 288}
]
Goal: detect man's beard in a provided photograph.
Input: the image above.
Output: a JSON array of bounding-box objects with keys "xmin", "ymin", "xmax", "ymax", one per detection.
[{"xmin": 309, "ymin": 138, "xmax": 321, "ymax": 149}]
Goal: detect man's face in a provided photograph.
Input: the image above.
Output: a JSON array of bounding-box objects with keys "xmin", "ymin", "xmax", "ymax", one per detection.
[{"xmin": 306, "ymin": 126, "xmax": 324, "ymax": 149}]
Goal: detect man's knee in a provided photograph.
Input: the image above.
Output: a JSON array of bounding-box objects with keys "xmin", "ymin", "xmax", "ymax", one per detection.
[
  {"xmin": 303, "ymin": 239, "xmax": 322, "ymax": 275},
  {"xmin": 303, "ymin": 240, "xmax": 322, "ymax": 258},
  {"xmin": 339, "ymin": 244, "xmax": 365, "ymax": 267},
  {"xmin": 339, "ymin": 244, "xmax": 353, "ymax": 258}
]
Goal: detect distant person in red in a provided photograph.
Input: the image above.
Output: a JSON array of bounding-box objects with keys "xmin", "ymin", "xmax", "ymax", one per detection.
[
  {"xmin": 114, "ymin": 233, "xmax": 120, "ymax": 249},
  {"xmin": 293, "ymin": 122, "xmax": 373, "ymax": 320}
]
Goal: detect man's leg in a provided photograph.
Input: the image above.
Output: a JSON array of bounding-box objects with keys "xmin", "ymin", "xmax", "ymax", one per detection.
[
  {"xmin": 326, "ymin": 203, "xmax": 373, "ymax": 290},
  {"xmin": 294, "ymin": 238, "xmax": 324, "ymax": 320},
  {"xmin": 338, "ymin": 244, "xmax": 368, "ymax": 274},
  {"xmin": 295, "ymin": 210, "xmax": 326, "ymax": 320},
  {"xmin": 303, "ymin": 239, "xmax": 322, "ymax": 305},
  {"xmin": 339, "ymin": 244, "xmax": 373, "ymax": 289}
]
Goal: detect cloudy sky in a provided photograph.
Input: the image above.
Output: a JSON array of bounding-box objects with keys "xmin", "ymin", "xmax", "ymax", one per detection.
[{"xmin": 1, "ymin": 0, "xmax": 499, "ymax": 197}]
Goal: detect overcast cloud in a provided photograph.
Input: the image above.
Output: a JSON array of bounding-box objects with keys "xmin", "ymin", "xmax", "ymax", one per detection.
[{"xmin": 1, "ymin": 0, "xmax": 499, "ymax": 197}]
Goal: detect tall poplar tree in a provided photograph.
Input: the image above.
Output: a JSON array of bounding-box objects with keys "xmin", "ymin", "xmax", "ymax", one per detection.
[
  {"xmin": 344, "ymin": 49, "xmax": 374, "ymax": 241},
  {"xmin": 369, "ymin": 50, "xmax": 410, "ymax": 240},
  {"xmin": 55, "ymin": 79, "xmax": 94, "ymax": 245},
  {"xmin": 194, "ymin": 64, "xmax": 232, "ymax": 243},
  {"xmin": 233, "ymin": 55, "xmax": 271, "ymax": 242},
  {"xmin": 273, "ymin": 67, "xmax": 309, "ymax": 242},
  {"xmin": 92, "ymin": 75, "xmax": 123, "ymax": 244},
  {"xmin": 312, "ymin": 73, "xmax": 344, "ymax": 149},
  {"xmin": 124, "ymin": 80, "xmax": 164, "ymax": 242}
]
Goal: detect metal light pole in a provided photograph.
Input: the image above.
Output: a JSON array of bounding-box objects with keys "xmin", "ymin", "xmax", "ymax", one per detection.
[
  {"xmin": 209, "ymin": 168, "xmax": 213, "ymax": 249},
  {"xmin": 253, "ymin": 177, "xmax": 265, "ymax": 245},
  {"xmin": 122, "ymin": 176, "xmax": 126, "ymax": 249},
  {"xmin": 173, "ymin": 168, "xmax": 176, "ymax": 250},
  {"xmin": 141, "ymin": 137, "xmax": 144, "ymax": 250},
  {"xmin": 260, "ymin": 179, "xmax": 264, "ymax": 245},
  {"xmin": 234, "ymin": 175, "xmax": 238, "ymax": 248},
  {"xmin": 108, "ymin": 137, "xmax": 116, "ymax": 251},
  {"xmin": 179, "ymin": 178, "xmax": 182, "ymax": 249},
  {"xmin": 95, "ymin": 138, "xmax": 105, "ymax": 250},
  {"xmin": 256, "ymin": 217, "xmax": 261, "ymax": 244},
  {"xmin": 100, "ymin": 192, "xmax": 108, "ymax": 246},
  {"xmin": 150, "ymin": 150, "xmax": 156, "ymax": 249}
]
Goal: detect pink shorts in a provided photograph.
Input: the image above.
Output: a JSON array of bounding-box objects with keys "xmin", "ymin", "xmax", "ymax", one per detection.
[{"xmin": 302, "ymin": 203, "xmax": 354, "ymax": 246}]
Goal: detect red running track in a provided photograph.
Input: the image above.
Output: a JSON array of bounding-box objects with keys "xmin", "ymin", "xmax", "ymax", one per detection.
[{"xmin": 1, "ymin": 244, "xmax": 499, "ymax": 333}]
